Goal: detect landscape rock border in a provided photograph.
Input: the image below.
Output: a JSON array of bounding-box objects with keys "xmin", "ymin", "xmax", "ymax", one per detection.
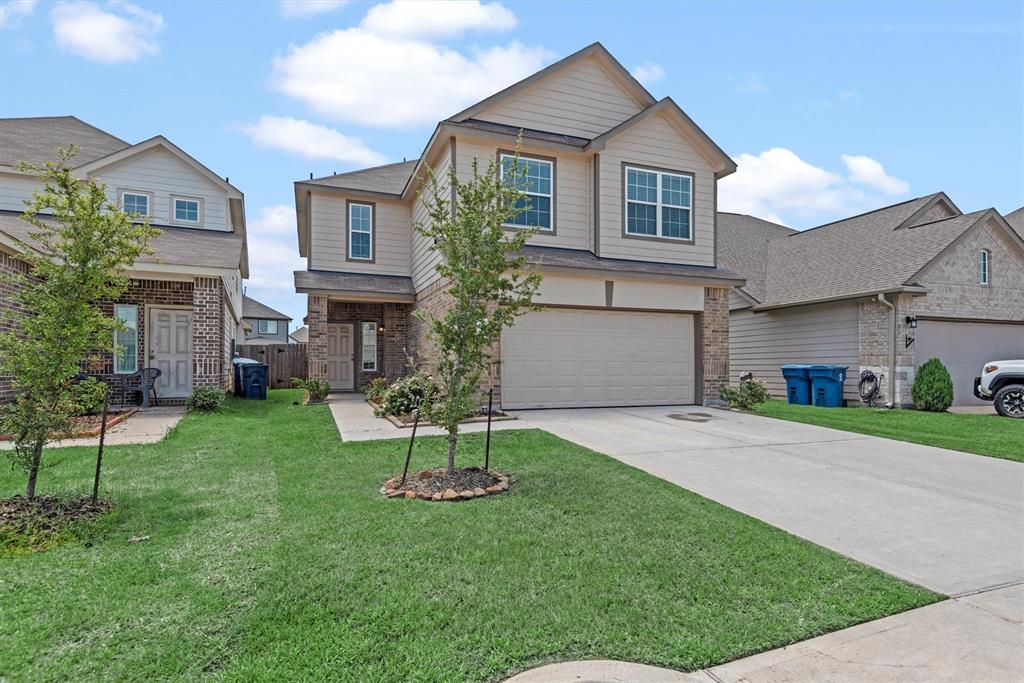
[{"xmin": 381, "ymin": 470, "xmax": 513, "ymax": 502}]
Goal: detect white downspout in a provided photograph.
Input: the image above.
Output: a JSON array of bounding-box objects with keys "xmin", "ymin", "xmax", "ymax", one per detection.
[{"xmin": 877, "ymin": 293, "xmax": 896, "ymax": 408}]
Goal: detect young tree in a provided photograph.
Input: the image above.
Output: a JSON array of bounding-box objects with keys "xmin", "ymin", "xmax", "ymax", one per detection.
[
  {"xmin": 414, "ymin": 148, "xmax": 542, "ymax": 474},
  {"xmin": 0, "ymin": 148, "xmax": 158, "ymax": 498}
]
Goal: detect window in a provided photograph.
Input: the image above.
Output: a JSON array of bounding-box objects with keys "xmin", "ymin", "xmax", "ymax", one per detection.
[
  {"xmin": 173, "ymin": 197, "xmax": 201, "ymax": 224},
  {"xmin": 348, "ymin": 202, "xmax": 374, "ymax": 261},
  {"xmin": 258, "ymin": 320, "xmax": 278, "ymax": 335},
  {"xmin": 624, "ymin": 166, "xmax": 692, "ymax": 240},
  {"xmin": 361, "ymin": 322, "xmax": 377, "ymax": 372},
  {"xmin": 501, "ymin": 153, "xmax": 553, "ymax": 230},
  {"xmin": 113, "ymin": 304, "xmax": 138, "ymax": 374},
  {"xmin": 979, "ymin": 249, "xmax": 990, "ymax": 285},
  {"xmin": 121, "ymin": 191, "xmax": 150, "ymax": 217}
]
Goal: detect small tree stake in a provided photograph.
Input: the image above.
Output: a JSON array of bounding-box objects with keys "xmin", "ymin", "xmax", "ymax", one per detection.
[
  {"xmin": 91, "ymin": 386, "xmax": 110, "ymax": 505},
  {"xmin": 400, "ymin": 409, "xmax": 419, "ymax": 487},
  {"xmin": 484, "ymin": 388, "xmax": 493, "ymax": 471}
]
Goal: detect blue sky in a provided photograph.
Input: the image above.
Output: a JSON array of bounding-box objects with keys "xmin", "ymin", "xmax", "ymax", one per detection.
[{"xmin": 1, "ymin": 0, "xmax": 1021, "ymax": 328}]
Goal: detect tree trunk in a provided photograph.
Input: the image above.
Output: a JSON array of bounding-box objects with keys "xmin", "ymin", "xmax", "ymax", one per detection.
[
  {"xmin": 25, "ymin": 439, "xmax": 44, "ymax": 499},
  {"xmin": 447, "ymin": 432, "xmax": 458, "ymax": 474}
]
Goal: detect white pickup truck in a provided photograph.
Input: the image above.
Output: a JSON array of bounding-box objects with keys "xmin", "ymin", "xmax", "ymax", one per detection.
[{"xmin": 974, "ymin": 360, "xmax": 1024, "ymax": 418}]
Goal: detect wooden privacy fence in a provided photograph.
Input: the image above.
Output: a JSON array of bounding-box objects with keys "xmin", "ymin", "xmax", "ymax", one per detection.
[{"xmin": 235, "ymin": 343, "xmax": 307, "ymax": 389}]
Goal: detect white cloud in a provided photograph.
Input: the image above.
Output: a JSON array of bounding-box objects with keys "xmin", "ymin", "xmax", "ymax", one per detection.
[
  {"xmin": 631, "ymin": 62, "xmax": 664, "ymax": 86},
  {"xmin": 0, "ymin": 0, "xmax": 37, "ymax": 28},
  {"xmin": 280, "ymin": 0, "xmax": 348, "ymax": 19},
  {"xmin": 841, "ymin": 154, "xmax": 909, "ymax": 195},
  {"xmin": 51, "ymin": 1, "xmax": 163, "ymax": 63},
  {"xmin": 718, "ymin": 147, "xmax": 909, "ymax": 226},
  {"xmin": 240, "ymin": 115, "xmax": 388, "ymax": 166},
  {"xmin": 361, "ymin": 0, "xmax": 515, "ymax": 38},
  {"xmin": 244, "ymin": 205, "xmax": 307, "ymax": 324},
  {"xmin": 733, "ymin": 70, "xmax": 766, "ymax": 94},
  {"xmin": 271, "ymin": 29, "xmax": 551, "ymax": 128}
]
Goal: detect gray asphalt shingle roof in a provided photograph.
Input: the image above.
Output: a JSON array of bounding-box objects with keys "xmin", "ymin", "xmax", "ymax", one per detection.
[
  {"xmin": 0, "ymin": 116, "xmax": 129, "ymax": 167},
  {"xmin": 243, "ymin": 295, "xmax": 291, "ymax": 321},
  {"xmin": 0, "ymin": 211, "xmax": 244, "ymax": 270},
  {"xmin": 518, "ymin": 245, "xmax": 744, "ymax": 282},
  {"xmin": 294, "ymin": 269, "xmax": 415, "ymax": 297},
  {"xmin": 717, "ymin": 213, "xmax": 797, "ymax": 302},
  {"xmin": 1005, "ymin": 206, "xmax": 1024, "ymax": 239},
  {"xmin": 305, "ymin": 160, "xmax": 418, "ymax": 195}
]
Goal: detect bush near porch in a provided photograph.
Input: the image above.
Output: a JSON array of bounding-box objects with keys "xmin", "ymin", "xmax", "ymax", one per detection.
[{"xmin": 0, "ymin": 391, "xmax": 939, "ymax": 681}]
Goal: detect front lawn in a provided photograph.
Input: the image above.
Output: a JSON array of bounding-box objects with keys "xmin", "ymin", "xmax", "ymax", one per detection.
[
  {"xmin": 755, "ymin": 400, "xmax": 1023, "ymax": 463},
  {"xmin": 1, "ymin": 391, "xmax": 938, "ymax": 681}
]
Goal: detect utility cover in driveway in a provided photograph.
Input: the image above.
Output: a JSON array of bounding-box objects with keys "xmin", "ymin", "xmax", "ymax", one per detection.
[{"xmin": 500, "ymin": 309, "xmax": 694, "ymax": 409}]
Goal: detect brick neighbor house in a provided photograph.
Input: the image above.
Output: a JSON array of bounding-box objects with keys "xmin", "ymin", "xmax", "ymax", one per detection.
[
  {"xmin": 0, "ymin": 116, "xmax": 248, "ymax": 403},
  {"xmin": 292, "ymin": 43, "xmax": 746, "ymax": 409},
  {"xmin": 719, "ymin": 193, "xmax": 1024, "ymax": 406}
]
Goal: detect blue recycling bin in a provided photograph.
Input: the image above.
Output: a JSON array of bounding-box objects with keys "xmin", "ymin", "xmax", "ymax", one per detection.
[
  {"xmin": 807, "ymin": 365, "xmax": 848, "ymax": 408},
  {"xmin": 232, "ymin": 357, "xmax": 258, "ymax": 397},
  {"xmin": 781, "ymin": 365, "xmax": 811, "ymax": 405},
  {"xmin": 232, "ymin": 357, "xmax": 267, "ymax": 400}
]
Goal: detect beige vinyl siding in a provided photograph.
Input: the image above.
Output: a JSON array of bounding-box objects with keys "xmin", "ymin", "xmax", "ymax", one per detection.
[
  {"xmin": 598, "ymin": 111, "xmax": 716, "ymax": 266},
  {"xmin": 93, "ymin": 147, "xmax": 231, "ymax": 231},
  {"xmin": 410, "ymin": 141, "xmax": 451, "ymax": 290},
  {"xmin": 729, "ymin": 288, "xmax": 753, "ymax": 310},
  {"xmin": 309, "ymin": 192, "xmax": 411, "ymax": 276},
  {"xmin": 0, "ymin": 172, "xmax": 43, "ymax": 213},
  {"xmin": 730, "ymin": 301, "xmax": 861, "ymax": 402},
  {"xmin": 455, "ymin": 136, "xmax": 590, "ymax": 251},
  {"xmin": 475, "ymin": 58, "xmax": 643, "ymax": 138}
]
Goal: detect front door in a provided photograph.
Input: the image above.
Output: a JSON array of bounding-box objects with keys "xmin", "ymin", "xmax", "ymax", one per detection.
[
  {"xmin": 150, "ymin": 308, "xmax": 193, "ymax": 397},
  {"xmin": 327, "ymin": 323, "xmax": 354, "ymax": 390}
]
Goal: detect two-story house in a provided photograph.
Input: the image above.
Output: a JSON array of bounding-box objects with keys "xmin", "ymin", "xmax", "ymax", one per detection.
[
  {"xmin": 242, "ymin": 295, "xmax": 292, "ymax": 344},
  {"xmin": 0, "ymin": 116, "xmax": 248, "ymax": 403},
  {"xmin": 293, "ymin": 43, "xmax": 744, "ymax": 409}
]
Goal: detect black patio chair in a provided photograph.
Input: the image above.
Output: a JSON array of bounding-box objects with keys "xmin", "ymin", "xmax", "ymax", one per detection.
[{"xmin": 119, "ymin": 368, "xmax": 161, "ymax": 409}]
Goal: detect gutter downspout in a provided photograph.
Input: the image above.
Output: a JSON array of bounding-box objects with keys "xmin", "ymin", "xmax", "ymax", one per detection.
[{"xmin": 877, "ymin": 293, "xmax": 896, "ymax": 408}]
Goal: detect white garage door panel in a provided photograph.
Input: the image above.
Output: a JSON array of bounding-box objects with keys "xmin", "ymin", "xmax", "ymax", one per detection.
[
  {"xmin": 916, "ymin": 320, "xmax": 1024, "ymax": 405},
  {"xmin": 501, "ymin": 309, "xmax": 694, "ymax": 409}
]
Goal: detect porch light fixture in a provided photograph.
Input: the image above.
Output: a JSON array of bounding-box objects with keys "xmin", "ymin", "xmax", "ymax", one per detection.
[{"xmin": 905, "ymin": 315, "xmax": 917, "ymax": 329}]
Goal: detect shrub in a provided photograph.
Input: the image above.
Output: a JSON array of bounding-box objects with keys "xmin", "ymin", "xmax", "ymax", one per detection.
[
  {"xmin": 71, "ymin": 377, "xmax": 108, "ymax": 416},
  {"xmin": 363, "ymin": 377, "xmax": 390, "ymax": 404},
  {"xmin": 186, "ymin": 385, "xmax": 226, "ymax": 412},
  {"xmin": 292, "ymin": 378, "xmax": 331, "ymax": 404},
  {"xmin": 375, "ymin": 372, "xmax": 439, "ymax": 417},
  {"xmin": 912, "ymin": 358, "xmax": 953, "ymax": 412},
  {"xmin": 718, "ymin": 378, "xmax": 771, "ymax": 411}
]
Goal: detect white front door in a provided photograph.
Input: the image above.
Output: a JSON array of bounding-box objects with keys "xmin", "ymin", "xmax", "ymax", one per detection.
[
  {"xmin": 327, "ymin": 323, "xmax": 354, "ymax": 390},
  {"xmin": 149, "ymin": 308, "xmax": 193, "ymax": 398}
]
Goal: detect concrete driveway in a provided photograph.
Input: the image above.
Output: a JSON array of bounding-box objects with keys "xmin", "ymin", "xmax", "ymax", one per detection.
[{"xmin": 519, "ymin": 405, "xmax": 1024, "ymax": 597}]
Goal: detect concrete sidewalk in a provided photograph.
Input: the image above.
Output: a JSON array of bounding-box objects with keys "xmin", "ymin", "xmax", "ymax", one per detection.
[{"xmin": 0, "ymin": 406, "xmax": 184, "ymax": 450}]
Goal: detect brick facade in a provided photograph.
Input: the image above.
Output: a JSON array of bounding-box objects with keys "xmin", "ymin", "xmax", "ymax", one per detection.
[
  {"xmin": 326, "ymin": 300, "xmax": 410, "ymax": 389},
  {"xmin": 192, "ymin": 277, "xmax": 225, "ymax": 389},
  {"xmin": 307, "ymin": 295, "xmax": 328, "ymax": 381},
  {"xmin": 700, "ymin": 286, "xmax": 730, "ymax": 404}
]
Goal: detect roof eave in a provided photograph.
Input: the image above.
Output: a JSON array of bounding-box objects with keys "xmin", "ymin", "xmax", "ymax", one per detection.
[{"xmin": 752, "ymin": 285, "xmax": 931, "ymax": 312}]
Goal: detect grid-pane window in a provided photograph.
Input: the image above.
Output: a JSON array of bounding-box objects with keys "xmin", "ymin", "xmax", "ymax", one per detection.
[
  {"xmin": 349, "ymin": 203, "xmax": 373, "ymax": 260},
  {"xmin": 979, "ymin": 250, "xmax": 990, "ymax": 285},
  {"xmin": 258, "ymin": 320, "xmax": 278, "ymax": 335},
  {"xmin": 624, "ymin": 166, "xmax": 692, "ymax": 240},
  {"xmin": 174, "ymin": 198, "xmax": 200, "ymax": 222},
  {"xmin": 122, "ymin": 192, "xmax": 149, "ymax": 216},
  {"xmin": 114, "ymin": 304, "xmax": 138, "ymax": 374},
  {"xmin": 501, "ymin": 154, "xmax": 553, "ymax": 230},
  {"xmin": 361, "ymin": 322, "xmax": 377, "ymax": 372}
]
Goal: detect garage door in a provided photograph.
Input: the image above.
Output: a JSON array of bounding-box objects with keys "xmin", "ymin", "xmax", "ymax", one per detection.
[
  {"xmin": 916, "ymin": 320, "xmax": 1024, "ymax": 405},
  {"xmin": 500, "ymin": 308, "xmax": 694, "ymax": 409}
]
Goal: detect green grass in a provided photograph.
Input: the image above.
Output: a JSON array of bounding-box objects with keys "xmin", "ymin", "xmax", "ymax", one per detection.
[
  {"xmin": 1, "ymin": 391, "xmax": 939, "ymax": 682},
  {"xmin": 755, "ymin": 400, "xmax": 1024, "ymax": 463}
]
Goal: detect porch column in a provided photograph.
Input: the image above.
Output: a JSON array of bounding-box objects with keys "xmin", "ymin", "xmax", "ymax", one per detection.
[
  {"xmin": 193, "ymin": 276, "xmax": 224, "ymax": 389},
  {"xmin": 701, "ymin": 286, "xmax": 730, "ymax": 404},
  {"xmin": 308, "ymin": 294, "xmax": 328, "ymax": 381}
]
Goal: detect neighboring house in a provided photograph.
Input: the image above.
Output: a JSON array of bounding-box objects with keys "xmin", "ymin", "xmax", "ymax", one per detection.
[
  {"xmin": 719, "ymin": 193, "xmax": 1024, "ymax": 406},
  {"xmin": 242, "ymin": 294, "xmax": 291, "ymax": 344},
  {"xmin": 0, "ymin": 116, "xmax": 248, "ymax": 402},
  {"xmin": 1006, "ymin": 206, "xmax": 1024, "ymax": 239},
  {"xmin": 289, "ymin": 325, "xmax": 308, "ymax": 344},
  {"xmin": 293, "ymin": 43, "xmax": 744, "ymax": 408}
]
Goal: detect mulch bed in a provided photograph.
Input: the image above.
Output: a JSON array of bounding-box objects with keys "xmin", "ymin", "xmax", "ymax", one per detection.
[
  {"xmin": 368, "ymin": 401, "xmax": 516, "ymax": 428},
  {"xmin": 1, "ymin": 495, "xmax": 114, "ymax": 537},
  {"xmin": 382, "ymin": 467, "xmax": 513, "ymax": 501},
  {"xmin": 0, "ymin": 409, "xmax": 136, "ymax": 441}
]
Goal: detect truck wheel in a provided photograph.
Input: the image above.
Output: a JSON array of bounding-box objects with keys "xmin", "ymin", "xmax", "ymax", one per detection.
[{"xmin": 994, "ymin": 384, "xmax": 1024, "ymax": 418}]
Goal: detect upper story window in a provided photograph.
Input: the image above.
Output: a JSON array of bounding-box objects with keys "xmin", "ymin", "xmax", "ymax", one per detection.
[
  {"xmin": 113, "ymin": 304, "xmax": 138, "ymax": 374},
  {"xmin": 348, "ymin": 201, "xmax": 374, "ymax": 261},
  {"xmin": 120, "ymin": 191, "xmax": 150, "ymax": 217},
  {"xmin": 624, "ymin": 165, "xmax": 692, "ymax": 241},
  {"xmin": 172, "ymin": 196, "xmax": 202, "ymax": 225},
  {"xmin": 258, "ymin": 320, "xmax": 279, "ymax": 335},
  {"xmin": 979, "ymin": 249, "xmax": 990, "ymax": 285},
  {"xmin": 501, "ymin": 153, "xmax": 554, "ymax": 231}
]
